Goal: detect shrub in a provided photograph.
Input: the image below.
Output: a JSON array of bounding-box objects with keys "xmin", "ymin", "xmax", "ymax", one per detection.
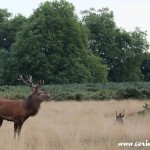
[{"xmin": 117, "ymin": 88, "xmax": 142, "ymax": 99}]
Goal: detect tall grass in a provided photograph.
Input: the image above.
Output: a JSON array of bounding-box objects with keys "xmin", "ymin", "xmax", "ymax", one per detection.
[{"xmin": 0, "ymin": 100, "xmax": 150, "ymax": 150}]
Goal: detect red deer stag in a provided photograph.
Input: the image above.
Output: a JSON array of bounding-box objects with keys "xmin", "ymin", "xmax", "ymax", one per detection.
[
  {"xmin": 116, "ymin": 110, "xmax": 125, "ymax": 125},
  {"xmin": 0, "ymin": 75, "xmax": 51, "ymax": 138}
]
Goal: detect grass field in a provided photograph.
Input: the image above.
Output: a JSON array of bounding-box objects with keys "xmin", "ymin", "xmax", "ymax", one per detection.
[{"xmin": 0, "ymin": 100, "xmax": 150, "ymax": 150}]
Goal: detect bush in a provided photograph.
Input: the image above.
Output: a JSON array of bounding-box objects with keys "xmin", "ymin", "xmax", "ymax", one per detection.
[
  {"xmin": 75, "ymin": 94, "xmax": 84, "ymax": 101},
  {"xmin": 1, "ymin": 82, "xmax": 150, "ymax": 101},
  {"xmin": 117, "ymin": 88, "xmax": 141, "ymax": 99},
  {"xmin": 117, "ymin": 88, "xmax": 150, "ymax": 99}
]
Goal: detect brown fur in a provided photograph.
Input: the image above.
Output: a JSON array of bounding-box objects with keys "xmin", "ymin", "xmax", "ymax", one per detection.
[{"xmin": 0, "ymin": 75, "xmax": 50, "ymax": 138}]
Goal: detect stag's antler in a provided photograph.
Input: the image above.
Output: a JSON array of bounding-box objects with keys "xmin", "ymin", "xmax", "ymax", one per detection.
[
  {"xmin": 18, "ymin": 74, "xmax": 33, "ymax": 87},
  {"xmin": 18, "ymin": 74, "xmax": 44, "ymax": 89},
  {"xmin": 35, "ymin": 80, "xmax": 44, "ymax": 89},
  {"xmin": 116, "ymin": 110, "xmax": 118, "ymax": 118},
  {"xmin": 116, "ymin": 110, "xmax": 125, "ymax": 118},
  {"xmin": 121, "ymin": 110, "xmax": 125, "ymax": 117}
]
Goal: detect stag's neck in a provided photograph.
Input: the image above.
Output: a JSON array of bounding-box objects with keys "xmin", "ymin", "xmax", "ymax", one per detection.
[{"xmin": 25, "ymin": 95, "xmax": 41, "ymax": 116}]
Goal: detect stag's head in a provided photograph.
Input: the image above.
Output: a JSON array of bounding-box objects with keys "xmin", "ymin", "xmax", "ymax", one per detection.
[
  {"xmin": 116, "ymin": 110, "xmax": 124, "ymax": 125},
  {"xmin": 18, "ymin": 74, "xmax": 51, "ymax": 102}
]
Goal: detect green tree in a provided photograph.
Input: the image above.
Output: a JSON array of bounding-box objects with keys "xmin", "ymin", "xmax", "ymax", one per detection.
[
  {"xmin": 0, "ymin": 9, "xmax": 27, "ymax": 85},
  {"xmin": 0, "ymin": 50, "xmax": 17, "ymax": 85},
  {"xmin": 0, "ymin": 9, "xmax": 12, "ymax": 50},
  {"xmin": 109, "ymin": 28, "xmax": 149, "ymax": 81},
  {"xmin": 82, "ymin": 8, "xmax": 116, "ymax": 65},
  {"xmin": 141, "ymin": 53, "xmax": 150, "ymax": 81},
  {"xmin": 9, "ymin": 0, "xmax": 107, "ymax": 84},
  {"xmin": 0, "ymin": 9, "xmax": 27, "ymax": 50},
  {"xmin": 7, "ymin": 14, "xmax": 27, "ymax": 49},
  {"xmin": 82, "ymin": 8, "xmax": 149, "ymax": 82},
  {"xmin": 0, "ymin": 8, "xmax": 11, "ymax": 22}
]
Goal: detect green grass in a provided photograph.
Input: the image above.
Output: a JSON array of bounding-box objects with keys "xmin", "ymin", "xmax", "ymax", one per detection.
[{"xmin": 1, "ymin": 82, "xmax": 150, "ymax": 101}]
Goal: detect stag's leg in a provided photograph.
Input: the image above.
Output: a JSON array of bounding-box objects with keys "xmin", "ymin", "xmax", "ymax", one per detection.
[
  {"xmin": 14, "ymin": 122, "xmax": 18, "ymax": 138},
  {"xmin": 17, "ymin": 121, "xmax": 23, "ymax": 137},
  {"xmin": 0, "ymin": 117, "xmax": 3, "ymax": 127},
  {"xmin": 14, "ymin": 120, "xmax": 24, "ymax": 138}
]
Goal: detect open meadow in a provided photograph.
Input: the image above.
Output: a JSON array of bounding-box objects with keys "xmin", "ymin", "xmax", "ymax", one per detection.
[{"xmin": 0, "ymin": 100, "xmax": 150, "ymax": 150}]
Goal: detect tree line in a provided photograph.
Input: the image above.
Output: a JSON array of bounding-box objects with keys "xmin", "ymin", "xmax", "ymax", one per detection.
[{"xmin": 0, "ymin": 0, "xmax": 149, "ymax": 85}]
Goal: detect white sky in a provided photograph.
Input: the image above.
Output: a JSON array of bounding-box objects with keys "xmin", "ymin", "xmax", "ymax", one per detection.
[{"xmin": 0, "ymin": 0, "xmax": 150, "ymax": 43}]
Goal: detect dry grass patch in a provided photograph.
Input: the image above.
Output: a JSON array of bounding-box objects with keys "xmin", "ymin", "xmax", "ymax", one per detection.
[{"xmin": 0, "ymin": 100, "xmax": 150, "ymax": 150}]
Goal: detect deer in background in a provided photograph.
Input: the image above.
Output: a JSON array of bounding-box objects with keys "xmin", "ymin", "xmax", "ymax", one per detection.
[
  {"xmin": 0, "ymin": 75, "xmax": 51, "ymax": 138},
  {"xmin": 116, "ymin": 110, "xmax": 125, "ymax": 125}
]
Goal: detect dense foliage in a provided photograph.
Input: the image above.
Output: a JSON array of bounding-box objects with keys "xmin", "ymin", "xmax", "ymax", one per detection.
[
  {"xmin": 1, "ymin": 82, "xmax": 150, "ymax": 101},
  {"xmin": 82, "ymin": 8, "xmax": 149, "ymax": 81},
  {"xmin": 0, "ymin": 0, "xmax": 149, "ymax": 85}
]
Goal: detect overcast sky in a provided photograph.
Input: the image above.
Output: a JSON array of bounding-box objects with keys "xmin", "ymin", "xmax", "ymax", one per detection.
[{"xmin": 0, "ymin": 0, "xmax": 150, "ymax": 42}]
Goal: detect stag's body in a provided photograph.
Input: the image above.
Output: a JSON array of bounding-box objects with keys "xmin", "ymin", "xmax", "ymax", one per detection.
[
  {"xmin": 0, "ymin": 75, "xmax": 50, "ymax": 138},
  {"xmin": 0, "ymin": 96, "xmax": 41, "ymax": 122}
]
